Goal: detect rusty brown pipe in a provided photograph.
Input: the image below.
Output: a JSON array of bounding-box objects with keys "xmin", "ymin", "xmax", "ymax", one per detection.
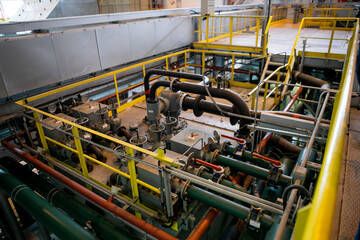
[
  {"xmin": 187, "ymin": 208, "xmax": 220, "ymax": 240},
  {"xmin": 1, "ymin": 134, "xmax": 178, "ymax": 240},
  {"xmin": 269, "ymin": 135, "xmax": 302, "ymax": 154}
]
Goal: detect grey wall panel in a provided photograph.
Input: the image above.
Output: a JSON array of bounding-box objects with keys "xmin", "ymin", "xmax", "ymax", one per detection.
[
  {"xmin": 0, "ymin": 65, "xmax": 8, "ymax": 99},
  {"xmin": 154, "ymin": 17, "xmax": 193, "ymax": 54},
  {"xmin": 129, "ymin": 20, "xmax": 157, "ymax": 61},
  {"xmin": 0, "ymin": 35, "xmax": 61, "ymax": 96},
  {"xmin": 52, "ymin": 30, "xmax": 102, "ymax": 80},
  {"xmin": 96, "ymin": 24, "xmax": 132, "ymax": 69}
]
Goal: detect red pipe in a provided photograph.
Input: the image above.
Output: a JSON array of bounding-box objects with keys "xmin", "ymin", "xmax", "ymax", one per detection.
[
  {"xmin": 221, "ymin": 134, "xmax": 246, "ymax": 144},
  {"xmin": 256, "ymin": 87, "xmax": 303, "ymax": 153},
  {"xmin": 252, "ymin": 153, "xmax": 281, "ymax": 165},
  {"xmin": 1, "ymin": 134, "xmax": 178, "ymax": 240},
  {"xmin": 196, "ymin": 159, "xmax": 223, "ymax": 172},
  {"xmin": 187, "ymin": 208, "xmax": 220, "ymax": 240}
]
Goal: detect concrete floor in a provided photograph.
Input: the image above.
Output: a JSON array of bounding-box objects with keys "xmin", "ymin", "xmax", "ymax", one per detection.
[{"xmin": 336, "ymin": 108, "xmax": 360, "ymax": 240}]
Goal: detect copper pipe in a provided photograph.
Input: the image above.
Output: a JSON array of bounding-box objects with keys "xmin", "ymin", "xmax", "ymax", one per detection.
[
  {"xmin": 1, "ymin": 134, "xmax": 178, "ymax": 240},
  {"xmin": 187, "ymin": 208, "xmax": 220, "ymax": 240},
  {"xmin": 256, "ymin": 87, "xmax": 303, "ymax": 153}
]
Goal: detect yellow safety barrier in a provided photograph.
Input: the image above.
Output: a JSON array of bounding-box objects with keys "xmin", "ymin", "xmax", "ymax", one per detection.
[
  {"xmin": 293, "ymin": 17, "xmax": 359, "ymax": 240},
  {"xmin": 248, "ymin": 17, "xmax": 357, "ymax": 111},
  {"xmin": 194, "ymin": 14, "xmax": 274, "ymax": 54}
]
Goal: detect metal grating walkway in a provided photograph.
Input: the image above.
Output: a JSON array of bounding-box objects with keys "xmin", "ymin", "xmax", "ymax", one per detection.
[{"xmin": 338, "ymin": 108, "xmax": 360, "ymax": 240}]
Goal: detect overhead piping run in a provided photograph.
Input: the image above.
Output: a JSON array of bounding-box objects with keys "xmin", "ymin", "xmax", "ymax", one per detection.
[
  {"xmin": 0, "ymin": 168, "xmax": 96, "ymax": 240},
  {"xmin": 144, "ymin": 69, "xmax": 251, "ymax": 135},
  {"xmin": 1, "ymin": 134, "xmax": 179, "ymax": 240}
]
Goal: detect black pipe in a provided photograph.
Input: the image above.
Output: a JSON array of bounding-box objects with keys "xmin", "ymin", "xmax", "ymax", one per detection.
[
  {"xmin": 0, "ymin": 191, "xmax": 25, "ymax": 240},
  {"xmin": 118, "ymin": 126, "xmax": 132, "ymax": 142},
  {"xmin": 293, "ymin": 70, "xmax": 330, "ymax": 89},
  {"xmin": 182, "ymin": 96, "xmax": 240, "ymax": 124},
  {"xmin": 86, "ymin": 144, "xmax": 106, "ymax": 163},
  {"xmin": 270, "ymin": 135, "xmax": 302, "ymax": 154},
  {"xmin": 144, "ymin": 69, "xmax": 204, "ymax": 102}
]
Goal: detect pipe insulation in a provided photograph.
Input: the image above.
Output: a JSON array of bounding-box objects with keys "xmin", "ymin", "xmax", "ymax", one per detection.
[{"xmin": 0, "ymin": 168, "xmax": 96, "ymax": 240}]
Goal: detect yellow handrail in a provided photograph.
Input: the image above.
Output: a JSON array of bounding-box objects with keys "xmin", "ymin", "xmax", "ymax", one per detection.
[{"xmin": 295, "ymin": 18, "xmax": 359, "ymax": 240}]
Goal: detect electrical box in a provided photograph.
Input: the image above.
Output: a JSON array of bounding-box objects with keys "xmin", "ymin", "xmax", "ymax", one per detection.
[{"xmin": 201, "ymin": 0, "xmax": 215, "ymax": 15}]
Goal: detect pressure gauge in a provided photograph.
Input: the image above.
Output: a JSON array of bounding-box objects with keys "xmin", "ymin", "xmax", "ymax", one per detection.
[{"xmin": 48, "ymin": 103, "xmax": 57, "ymax": 113}]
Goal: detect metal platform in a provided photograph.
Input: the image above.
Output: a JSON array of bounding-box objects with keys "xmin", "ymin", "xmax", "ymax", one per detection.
[{"xmin": 338, "ymin": 108, "xmax": 360, "ymax": 239}]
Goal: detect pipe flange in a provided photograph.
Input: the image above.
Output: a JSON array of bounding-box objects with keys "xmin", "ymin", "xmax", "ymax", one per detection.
[
  {"xmin": 211, "ymin": 149, "xmax": 220, "ymax": 164},
  {"xmin": 179, "ymin": 93, "xmax": 189, "ymax": 111},
  {"xmin": 158, "ymin": 97, "xmax": 170, "ymax": 113},
  {"xmin": 193, "ymin": 95, "xmax": 206, "ymax": 117},
  {"xmin": 170, "ymin": 79, "xmax": 179, "ymax": 92},
  {"xmin": 180, "ymin": 180, "xmax": 191, "ymax": 200},
  {"xmin": 195, "ymin": 166, "xmax": 207, "ymax": 176}
]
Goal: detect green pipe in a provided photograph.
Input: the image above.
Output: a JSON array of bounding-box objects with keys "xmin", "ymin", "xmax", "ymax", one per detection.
[
  {"xmin": 262, "ymin": 157, "xmax": 294, "ymax": 202},
  {"xmin": 224, "ymin": 146, "xmax": 271, "ymax": 169},
  {"xmin": 0, "ymin": 191, "xmax": 25, "ymax": 240},
  {"xmin": 0, "ymin": 168, "xmax": 96, "ymax": 240},
  {"xmin": 0, "ymin": 157, "xmax": 133, "ymax": 240},
  {"xmin": 215, "ymin": 154, "xmax": 291, "ymax": 186},
  {"xmin": 200, "ymin": 171, "xmax": 247, "ymax": 192},
  {"xmin": 187, "ymin": 185, "xmax": 274, "ymax": 229}
]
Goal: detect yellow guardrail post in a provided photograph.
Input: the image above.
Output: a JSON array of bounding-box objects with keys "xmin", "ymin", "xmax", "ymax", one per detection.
[
  {"xmin": 142, "ymin": 65, "xmax": 146, "ymax": 77},
  {"xmin": 166, "ymin": 57, "xmax": 169, "ymax": 80},
  {"xmin": 346, "ymin": 9, "xmax": 352, "ymax": 28},
  {"xmin": 327, "ymin": 20, "xmax": 336, "ymax": 58},
  {"xmin": 237, "ymin": 12, "xmax": 240, "ymax": 31},
  {"xmin": 206, "ymin": 16, "xmax": 209, "ymax": 43},
  {"xmin": 113, "ymin": 74, "xmax": 121, "ymax": 107},
  {"xmin": 231, "ymin": 55, "xmax": 235, "ymax": 83},
  {"xmin": 212, "ymin": 16, "xmax": 215, "ymax": 38},
  {"xmin": 126, "ymin": 147, "xmax": 141, "ymax": 218},
  {"xmin": 202, "ymin": 51, "xmax": 205, "ymax": 75},
  {"xmin": 262, "ymin": 82, "xmax": 268, "ymax": 110},
  {"xmin": 72, "ymin": 126, "xmax": 91, "ymax": 187},
  {"xmin": 251, "ymin": 93, "xmax": 255, "ymax": 110},
  {"xmin": 33, "ymin": 112, "xmax": 49, "ymax": 155},
  {"xmin": 229, "ymin": 16, "xmax": 233, "ymax": 45},
  {"xmin": 184, "ymin": 52, "xmax": 187, "ymax": 72},
  {"xmin": 255, "ymin": 18, "xmax": 260, "ymax": 47},
  {"xmin": 198, "ymin": 16, "xmax": 202, "ymax": 41},
  {"xmin": 274, "ymin": 71, "xmax": 281, "ymax": 100}
]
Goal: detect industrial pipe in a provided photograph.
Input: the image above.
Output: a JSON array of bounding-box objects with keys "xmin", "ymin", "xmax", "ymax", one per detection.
[
  {"xmin": 215, "ymin": 154, "xmax": 291, "ymax": 186},
  {"xmin": 0, "ymin": 156, "xmax": 133, "ymax": 240},
  {"xmin": 0, "ymin": 168, "xmax": 96, "ymax": 240},
  {"xmin": 256, "ymin": 87, "xmax": 304, "ymax": 153},
  {"xmin": 269, "ymin": 135, "xmax": 302, "ymax": 154},
  {"xmin": 196, "ymin": 159, "xmax": 223, "ymax": 172},
  {"xmin": 187, "ymin": 208, "xmax": 220, "ymax": 240},
  {"xmin": 293, "ymin": 70, "xmax": 331, "ymax": 89},
  {"xmin": 149, "ymin": 80, "xmax": 250, "ymax": 121},
  {"xmin": 0, "ymin": 191, "xmax": 25, "ymax": 240},
  {"xmin": 87, "ymin": 144, "xmax": 106, "ymax": 162},
  {"xmin": 144, "ymin": 69, "xmax": 204, "ymax": 101},
  {"xmin": 118, "ymin": 126, "xmax": 132, "ymax": 141},
  {"xmin": 1, "ymin": 134, "xmax": 178, "ymax": 240},
  {"xmin": 186, "ymin": 185, "xmax": 273, "ymax": 228}
]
